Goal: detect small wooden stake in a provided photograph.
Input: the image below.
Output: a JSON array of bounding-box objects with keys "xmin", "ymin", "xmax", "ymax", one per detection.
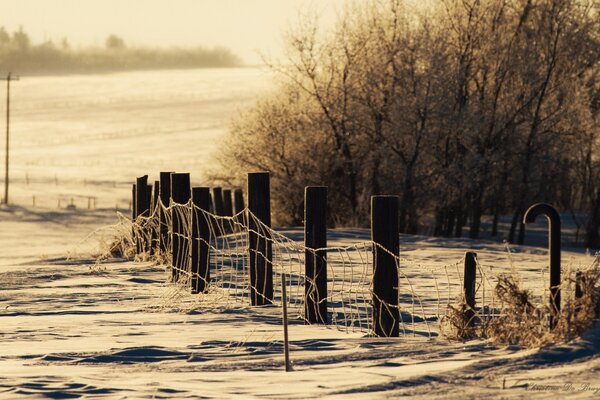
[{"xmin": 281, "ymin": 273, "xmax": 292, "ymax": 372}]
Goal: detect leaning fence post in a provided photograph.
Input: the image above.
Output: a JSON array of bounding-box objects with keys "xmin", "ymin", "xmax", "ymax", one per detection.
[
  {"xmin": 191, "ymin": 187, "xmax": 211, "ymax": 294},
  {"xmin": 523, "ymin": 203, "xmax": 561, "ymax": 329},
  {"xmin": 159, "ymin": 171, "xmax": 174, "ymax": 255},
  {"xmin": 171, "ymin": 173, "xmax": 191, "ymax": 283},
  {"xmin": 464, "ymin": 251, "xmax": 477, "ymax": 326},
  {"xmin": 247, "ymin": 172, "xmax": 273, "ymax": 306},
  {"xmin": 371, "ymin": 195, "xmax": 400, "ymax": 337},
  {"xmin": 304, "ymin": 186, "xmax": 327, "ymax": 324}
]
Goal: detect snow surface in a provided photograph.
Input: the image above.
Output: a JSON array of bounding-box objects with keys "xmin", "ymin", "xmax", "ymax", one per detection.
[
  {"xmin": 1, "ymin": 68, "xmax": 599, "ymax": 398},
  {"xmin": 1, "ymin": 205, "xmax": 599, "ymax": 399}
]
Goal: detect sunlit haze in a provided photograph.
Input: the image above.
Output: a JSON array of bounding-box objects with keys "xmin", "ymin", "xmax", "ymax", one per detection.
[{"xmin": 1, "ymin": 0, "xmax": 349, "ymax": 64}]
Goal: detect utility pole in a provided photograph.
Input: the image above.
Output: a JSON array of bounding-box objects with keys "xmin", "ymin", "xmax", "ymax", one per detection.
[{"xmin": 1, "ymin": 72, "xmax": 19, "ymax": 205}]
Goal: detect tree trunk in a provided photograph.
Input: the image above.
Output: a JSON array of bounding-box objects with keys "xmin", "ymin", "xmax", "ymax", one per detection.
[
  {"xmin": 469, "ymin": 192, "xmax": 483, "ymax": 239},
  {"xmin": 445, "ymin": 209, "xmax": 456, "ymax": 237},
  {"xmin": 517, "ymin": 218, "xmax": 526, "ymax": 245},
  {"xmin": 491, "ymin": 202, "xmax": 500, "ymax": 237},
  {"xmin": 455, "ymin": 204, "xmax": 463, "ymax": 237},
  {"xmin": 508, "ymin": 208, "xmax": 521, "ymax": 244}
]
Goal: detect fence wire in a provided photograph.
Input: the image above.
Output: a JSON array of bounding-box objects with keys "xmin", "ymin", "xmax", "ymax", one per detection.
[{"xmin": 105, "ymin": 198, "xmax": 505, "ymax": 339}]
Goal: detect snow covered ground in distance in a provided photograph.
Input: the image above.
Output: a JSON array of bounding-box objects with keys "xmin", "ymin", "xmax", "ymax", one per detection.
[{"xmin": 6, "ymin": 68, "xmax": 272, "ymax": 211}]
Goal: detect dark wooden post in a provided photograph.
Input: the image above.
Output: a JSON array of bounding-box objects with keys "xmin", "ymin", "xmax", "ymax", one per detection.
[
  {"xmin": 135, "ymin": 175, "xmax": 149, "ymax": 254},
  {"xmin": 234, "ymin": 188, "xmax": 244, "ymax": 214},
  {"xmin": 575, "ymin": 271, "xmax": 583, "ymax": 314},
  {"xmin": 304, "ymin": 186, "xmax": 328, "ymax": 324},
  {"xmin": 575, "ymin": 271, "xmax": 583, "ymax": 300},
  {"xmin": 464, "ymin": 251, "xmax": 477, "ymax": 326},
  {"xmin": 132, "ymin": 183, "xmax": 137, "ymax": 249},
  {"xmin": 247, "ymin": 172, "xmax": 273, "ymax": 306},
  {"xmin": 150, "ymin": 181, "xmax": 160, "ymax": 254},
  {"xmin": 223, "ymin": 189, "xmax": 233, "ymax": 216},
  {"xmin": 171, "ymin": 173, "xmax": 191, "ymax": 283},
  {"xmin": 371, "ymin": 195, "xmax": 400, "ymax": 337},
  {"xmin": 212, "ymin": 187, "xmax": 224, "ymax": 216},
  {"xmin": 145, "ymin": 184, "xmax": 153, "ymax": 253},
  {"xmin": 159, "ymin": 171, "xmax": 174, "ymax": 254},
  {"xmin": 132, "ymin": 184, "xmax": 137, "ymax": 220},
  {"xmin": 222, "ymin": 189, "xmax": 233, "ymax": 233},
  {"xmin": 191, "ymin": 187, "xmax": 211, "ymax": 294},
  {"xmin": 523, "ymin": 203, "xmax": 561, "ymax": 329},
  {"xmin": 135, "ymin": 176, "xmax": 149, "ymax": 217}
]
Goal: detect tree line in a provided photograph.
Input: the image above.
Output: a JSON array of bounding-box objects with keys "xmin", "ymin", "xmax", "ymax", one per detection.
[
  {"xmin": 0, "ymin": 26, "xmax": 241, "ymax": 74},
  {"xmin": 217, "ymin": 0, "xmax": 600, "ymax": 248}
]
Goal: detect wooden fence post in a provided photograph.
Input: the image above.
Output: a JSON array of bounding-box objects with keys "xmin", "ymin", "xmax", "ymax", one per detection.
[
  {"xmin": 371, "ymin": 195, "xmax": 400, "ymax": 337},
  {"xmin": 145, "ymin": 184, "xmax": 153, "ymax": 252},
  {"xmin": 212, "ymin": 187, "xmax": 224, "ymax": 216},
  {"xmin": 575, "ymin": 271, "xmax": 583, "ymax": 299},
  {"xmin": 464, "ymin": 251, "xmax": 477, "ymax": 326},
  {"xmin": 191, "ymin": 187, "xmax": 211, "ymax": 294},
  {"xmin": 150, "ymin": 181, "xmax": 160, "ymax": 254},
  {"xmin": 575, "ymin": 271, "xmax": 583, "ymax": 314},
  {"xmin": 234, "ymin": 188, "xmax": 244, "ymax": 214},
  {"xmin": 132, "ymin": 183, "xmax": 137, "ymax": 249},
  {"xmin": 132, "ymin": 184, "xmax": 137, "ymax": 220},
  {"xmin": 171, "ymin": 173, "xmax": 191, "ymax": 283},
  {"xmin": 159, "ymin": 171, "xmax": 174, "ymax": 255},
  {"xmin": 135, "ymin": 176, "xmax": 149, "ymax": 217},
  {"xmin": 223, "ymin": 189, "xmax": 233, "ymax": 217},
  {"xmin": 248, "ymin": 172, "xmax": 273, "ymax": 306},
  {"xmin": 135, "ymin": 176, "xmax": 149, "ymax": 254},
  {"xmin": 222, "ymin": 189, "xmax": 233, "ymax": 233},
  {"xmin": 304, "ymin": 186, "xmax": 327, "ymax": 324}
]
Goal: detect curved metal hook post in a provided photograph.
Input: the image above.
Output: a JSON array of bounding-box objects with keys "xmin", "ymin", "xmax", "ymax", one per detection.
[{"xmin": 523, "ymin": 203, "xmax": 561, "ymax": 329}]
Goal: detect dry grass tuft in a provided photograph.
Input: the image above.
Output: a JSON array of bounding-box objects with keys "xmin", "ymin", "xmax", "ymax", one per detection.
[
  {"xmin": 441, "ymin": 263, "xmax": 600, "ymax": 348},
  {"xmin": 486, "ymin": 274, "xmax": 549, "ymax": 347},
  {"xmin": 440, "ymin": 294, "xmax": 480, "ymax": 340}
]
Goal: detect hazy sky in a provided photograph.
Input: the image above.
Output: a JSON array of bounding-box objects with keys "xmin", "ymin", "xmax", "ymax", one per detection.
[{"xmin": 1, "ymin": 0, "xmax": 347, "ymax": 64}]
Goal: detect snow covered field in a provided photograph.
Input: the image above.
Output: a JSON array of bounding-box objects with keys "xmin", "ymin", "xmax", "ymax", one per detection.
[
  {"xmin": 1, "ymin": 69, "xmax": 600, "ymax": 398},
  {"xmin": 6, "ymin": 68, "xmax": 271, "ymax": 210},
  {"xmin": 1, "ymin": 204, "xmax": 599, "ymax": 398}
]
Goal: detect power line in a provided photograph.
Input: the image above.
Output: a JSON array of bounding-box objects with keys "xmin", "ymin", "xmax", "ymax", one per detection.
[{"xmin": 1, "ymin": 72, "xmax": 19, "ymax": 205}]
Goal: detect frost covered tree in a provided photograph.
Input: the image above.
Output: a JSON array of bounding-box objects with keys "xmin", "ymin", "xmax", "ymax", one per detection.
[{"xmin": 217, "ymin": 0, "xmax": 600, "ymax": 246}]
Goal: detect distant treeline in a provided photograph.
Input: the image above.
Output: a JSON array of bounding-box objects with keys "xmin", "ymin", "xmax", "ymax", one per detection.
[{"xmin": 0, "ymin": 27, "xmax": 242, "ymax": 75}]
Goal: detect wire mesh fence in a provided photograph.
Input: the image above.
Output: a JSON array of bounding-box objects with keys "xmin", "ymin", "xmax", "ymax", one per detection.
[{"xmin": 115, "ymin": 196, "xmax": 503, "ymax": 339}]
